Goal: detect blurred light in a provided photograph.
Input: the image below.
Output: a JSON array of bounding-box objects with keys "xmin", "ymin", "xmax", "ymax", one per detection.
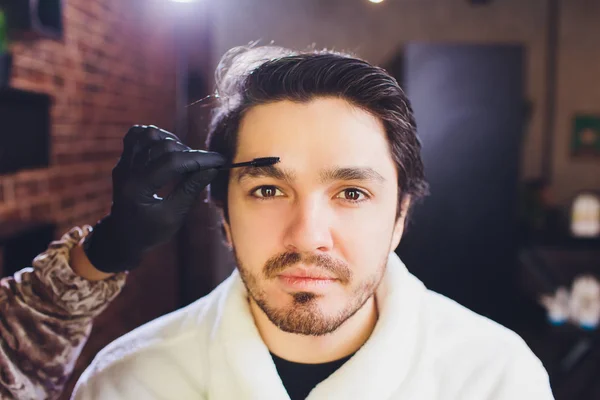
[
  {"xmin": 571, "ymin": 193, "xmax": 600, "ymax": 238},
  {"xmin": 170, "ymin": 0, "xmax": 198, "ymax": 2},
  {"xmin": 369, "ymin": 0, "xmax": 384, "ymax": 3}
]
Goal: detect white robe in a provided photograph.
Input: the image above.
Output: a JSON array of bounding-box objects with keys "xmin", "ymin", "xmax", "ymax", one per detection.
[{"xmin": 72, "ymin": 253, "xmax": 554, "ymax": 400}]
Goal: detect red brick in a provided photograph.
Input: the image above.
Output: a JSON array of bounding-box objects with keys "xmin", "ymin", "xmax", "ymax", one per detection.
[
  {"xmin": 30, "ymin": 201, "xmax": 53, "ymax": 222},
  {"xmin": 49, "ymin": 174, "xmax": 69, "ymax": 192},
  {"xmin": 0, "ymin": 206, "xmax": 20, "ymax": 222},
  {"xmin": 14, "ymin": 179, "xmax": 41, "ymax": 200}
]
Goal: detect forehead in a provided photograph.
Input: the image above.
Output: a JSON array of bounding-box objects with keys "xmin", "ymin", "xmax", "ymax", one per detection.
[{"xmin": 234, "ymin": 98, "xmax": 396, "ymax": 179}]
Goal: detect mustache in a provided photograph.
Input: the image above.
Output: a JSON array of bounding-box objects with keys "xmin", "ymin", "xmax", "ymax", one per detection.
[{"xmin": 264, "ymin": 252, "xmax": 352, "ymax": 283}]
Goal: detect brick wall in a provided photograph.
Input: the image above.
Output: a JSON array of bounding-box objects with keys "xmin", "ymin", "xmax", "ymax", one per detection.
[
  {"xmin": 3, "ymin": 0, "xmax": 177, "ymax": 234},
  {"xmin": 211, "ymin": 0, "xmax": 600, "ymax": 205},
  {"xmin": 1, "ymin": 0, "xmax": 181, "ymax": 397}
]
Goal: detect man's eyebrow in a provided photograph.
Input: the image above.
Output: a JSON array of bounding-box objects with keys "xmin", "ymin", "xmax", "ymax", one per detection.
[
  {"xmin": 236, "ymin": 165, "xmax": 297, "ymax": 184},
  {"xmin": 319, "ymin": 167, "xmax": 386, "ymax": 185},
  {"xmin": 236, "ymin": 165, "xmax": 385, "ymax": 185}
]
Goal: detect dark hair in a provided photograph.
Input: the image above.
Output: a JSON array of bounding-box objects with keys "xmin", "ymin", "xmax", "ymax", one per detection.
[{"xmin": 206, "ymin": 45, "xmax": 428, "ymax": 230}]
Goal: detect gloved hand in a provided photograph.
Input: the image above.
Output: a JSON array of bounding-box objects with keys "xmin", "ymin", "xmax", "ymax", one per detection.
[{"xmin": 83, "ymin": 125, "xmax": 226, "ymax": 273}]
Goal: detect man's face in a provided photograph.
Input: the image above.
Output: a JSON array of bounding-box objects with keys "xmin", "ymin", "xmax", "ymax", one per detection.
[{"xmin": 224, "ymin": 97, "xmax": 407, "ymax": 336}]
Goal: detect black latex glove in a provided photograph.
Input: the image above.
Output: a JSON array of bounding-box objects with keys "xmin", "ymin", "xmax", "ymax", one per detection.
[{"xmin": 83, "ymin": 125, "xmax": 226, "ymax": 273}]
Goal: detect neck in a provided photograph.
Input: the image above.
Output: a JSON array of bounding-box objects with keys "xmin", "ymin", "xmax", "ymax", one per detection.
[{"xmin": 250, "ymin": 295, "xmax": 378, "ymax": 364}]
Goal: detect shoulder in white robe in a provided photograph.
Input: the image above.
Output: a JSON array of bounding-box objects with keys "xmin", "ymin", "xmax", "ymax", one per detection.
[{"xmin": 71, "ymin": 253, "xmax": 554, "ymax": 400}]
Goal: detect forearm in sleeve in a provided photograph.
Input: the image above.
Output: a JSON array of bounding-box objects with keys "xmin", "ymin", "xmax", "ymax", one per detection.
[{"xmin": 0, "ymin": 226, "xmax": 127, "ymax": 400}]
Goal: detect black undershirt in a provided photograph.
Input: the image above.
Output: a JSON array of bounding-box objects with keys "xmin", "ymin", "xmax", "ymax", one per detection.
[{"xmin": 270, "ymin": 352, "xmax": 354, "ymax": 400}]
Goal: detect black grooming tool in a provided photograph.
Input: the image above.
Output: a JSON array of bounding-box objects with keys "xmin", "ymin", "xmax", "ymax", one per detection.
[{"xmin": 219, "ymin": 157, "xmax": 280, "ymax": 170}]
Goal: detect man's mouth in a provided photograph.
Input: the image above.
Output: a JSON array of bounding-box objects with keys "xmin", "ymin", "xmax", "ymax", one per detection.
[
  {"xmin": 277, "ymin": 267, "xmax": 338, "ymax": 290},
  {"xmin": 278, "ymin": 267, "xmax": 337, "ymax": 280}
]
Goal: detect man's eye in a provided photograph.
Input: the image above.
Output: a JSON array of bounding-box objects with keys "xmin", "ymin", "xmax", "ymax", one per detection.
[
  {"xmin": 336, "ymin": 188, "xmax": 368, "ymax": 202},
  {"xmin": 251, "ymin": 186, "xmax": 284, "ymax": 199}
]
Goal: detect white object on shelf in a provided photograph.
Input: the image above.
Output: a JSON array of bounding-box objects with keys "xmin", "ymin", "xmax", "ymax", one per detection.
[
  {"xmin": 569, "ymin": 275, "xmax": 600, "ymax": 329},
  {"xmin": 570, "ymin": 193, "xmax": 600, "ymax": 238},
  {"xmin": 539, "ymin": 287, "xmax": 570, "ymax": 325}
]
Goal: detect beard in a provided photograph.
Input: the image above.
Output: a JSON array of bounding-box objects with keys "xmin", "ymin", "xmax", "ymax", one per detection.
[{"xmin": 233, "ymin": 248, "xmax": 387, "ymax": 336}]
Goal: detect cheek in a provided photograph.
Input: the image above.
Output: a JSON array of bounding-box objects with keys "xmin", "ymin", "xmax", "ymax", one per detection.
[
  {"xmin": 333, "ymin": 200, "xmax": 397, "ymax": 270},
  {"xmin": 230, "ymin": 198, "xmax": 289, "ymax": 237},
  {"xmin": 228, "ymin": 193, "xmax": 289, "ymax": 267},
  {"xmin": 334, "ymin": 196, "xmax": 397, "ymax": 239}
]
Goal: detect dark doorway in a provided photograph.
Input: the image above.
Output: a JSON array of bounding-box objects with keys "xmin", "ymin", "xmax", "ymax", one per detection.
[{"xmin": 396, "ymin": 43, "xmax": 527, "ymax": 327}]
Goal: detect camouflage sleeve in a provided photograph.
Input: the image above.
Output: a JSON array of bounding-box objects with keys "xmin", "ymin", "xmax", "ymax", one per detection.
[{"xmin": 0, "ymin": 226, "xmax": 127, "ymax": 400}]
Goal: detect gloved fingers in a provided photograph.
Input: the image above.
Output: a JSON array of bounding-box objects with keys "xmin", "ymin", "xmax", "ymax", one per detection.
[
  {"xmin": 132, "ymin": 138, "xmax": 189, "ymax": 169},
  {"xmin": 142, "ymin": 150, "xmax": 226, "ymax": 195},
  {"xmin": 165, "ymin": 168, "xmax": 220, "ymax": 210},
  {"xmin": 122, "ymin": 125, "xmax": 182, "ymax": 167}
]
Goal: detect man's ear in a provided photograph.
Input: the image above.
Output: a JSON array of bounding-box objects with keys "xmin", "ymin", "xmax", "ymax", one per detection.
[
  {"xmin": 218, "ymin": 209, "xmax": 233, "ymax": 249},
  {"xmin": 389, "ymin": 196, "xmax": 412, "ymax": 252}
]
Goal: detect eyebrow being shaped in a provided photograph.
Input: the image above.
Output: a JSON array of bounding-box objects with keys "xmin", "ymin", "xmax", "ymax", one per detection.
[{"xmin": 236, "ymin": 165, "xmax": 386, "ymax": 185}]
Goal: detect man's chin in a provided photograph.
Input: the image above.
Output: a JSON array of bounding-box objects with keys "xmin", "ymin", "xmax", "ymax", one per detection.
[{"xmin": 267, "ymin": 308, "xmax": 345, "ymax": 336}]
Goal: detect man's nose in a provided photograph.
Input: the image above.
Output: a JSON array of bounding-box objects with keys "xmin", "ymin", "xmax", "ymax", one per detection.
[{"xmin": 283, "ymin": 198, "xmax": 334, "ymax": 254}]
